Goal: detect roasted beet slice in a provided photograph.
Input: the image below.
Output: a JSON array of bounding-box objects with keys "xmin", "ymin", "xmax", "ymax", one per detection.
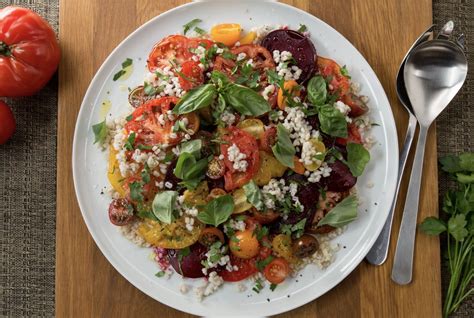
[
  {"xmin": 322, "ymin": 160, "xmax": 357, "ymax": 192},
  {"xmin": 261, "ymin": 29, "xmax": 317, "ymax": 83},
  {"xmin": 282, "ymin": 174, "xmax": 320, "ymax": 225},
  {"xmin": 168, "ymin": 243, "xmax": 207, "ymax": 278}
]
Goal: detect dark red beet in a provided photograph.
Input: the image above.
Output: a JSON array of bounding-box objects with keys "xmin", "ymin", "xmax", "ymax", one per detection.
[
  {"xmin": 168, "ymin": 243, "xmax": 207, "ymax": 278},
  {"xmin": 282, "ymin": 174, "xmax": 320, "ymax": 225},
  {"xmin": 164, "ymin": 159, "xmax": 181, "ymax": 190},
  {"xmin": 323, "ymin": 160, "xmax": 357, "ymax": 192},
  {"xmin": 261, "ymin": 29, "xmax": 317, "ymax": 83}
]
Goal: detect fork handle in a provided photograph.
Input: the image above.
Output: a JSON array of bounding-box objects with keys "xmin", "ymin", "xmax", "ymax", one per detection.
[
  {"xmin": 365, "ymin": 114, "xmax": 417, "ymax": 265},
  {"xmin": 391, "ymin": 125, "xmax": 428, "ymax": 285}
]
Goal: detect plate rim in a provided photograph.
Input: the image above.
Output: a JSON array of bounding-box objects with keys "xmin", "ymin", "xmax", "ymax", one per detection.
[{"xmin": 72, "ymin": 1, "xmax": 399, "ymax": 316}]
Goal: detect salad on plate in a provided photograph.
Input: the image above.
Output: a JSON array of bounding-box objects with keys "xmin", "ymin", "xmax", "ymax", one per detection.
[{"xmin": 92, "ymin": 21, "xmax": 374, "ymax": 300}]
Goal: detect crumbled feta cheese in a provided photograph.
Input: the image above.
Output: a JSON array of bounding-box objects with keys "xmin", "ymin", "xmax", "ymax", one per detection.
[
  {"xmin": 226, "ymin": 143, "xmax": 248, "ymax": 172},
  {"xmin": 236, "ymin": 52, "xmax": 247, "ymax": 61},
  {"xmin": 220, "ymin": 110, "xmax": 236, "ymax": 126},
  {"xmin": 308, "ymin": 162, "xmax": 332, "ymax": 183},
  {"xmin": 273, "ymin": 50, "xmax": 303, "ymax": 80},
  {"xmin": 261, "ymin": 84, "xmax": 275, "ymax": 101},
  {"xmin": 180, "ymin": 284, "xmax": 190, "ymax": 294},
  {"xmin": 282, "ymin": 106, "xmax": 320, "ymax": 148},
  {"xmin": 194, "ymin": 271, "xmax": 224, "ymax": 301},
  {"xmin": 164, "ymin": 181, "xmax": 173, "ymax": 189}
]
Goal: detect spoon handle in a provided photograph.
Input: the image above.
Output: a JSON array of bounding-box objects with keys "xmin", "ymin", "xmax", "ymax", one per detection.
[
  {"xmin": 392, "ymin": 125, "xmax": 428, "ymax": 285},
  {"xmin": 366, "ymin": 114, "xmax": 417, "ymax": 265}
]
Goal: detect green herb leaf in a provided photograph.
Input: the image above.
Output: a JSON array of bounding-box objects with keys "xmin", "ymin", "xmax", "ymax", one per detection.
[
  {"xmin": 456, "ymin": 172, "xmax": 474, "ymax": 184},
  {"xmin": 307, "ymin": 76, "xmax": 327, "ymax": 106},
  {"xmin": 197, "ymin": 194, "xmax": 234, "ymax": 227},
  {"xmin": 183, "ymin": 18, "xmax": 202, "ymax": 35},
  {"xmin": 113, "ymin": 58, "xmax": 133, "ymax": 81},
  {"xmin": 448, "ymin": 214, "xmax": 468, "ymax": 242},
  {"xmin": 439, "ymin": 155, "xmax": 463, "ymax": 173},
  {"xmin": 256, "ymin": 255, "xmax": 274, "ymax": 271},
  {"xmin": 129, "ymin": 181, "xmax": 144, "ymax": 202},
  {"xmin": 340, "ymin": 65, "xmax": 351, "ymax": 78},
  {"xmin": 317, "ymin": 104, "xmax": 348, "ymax": 138},
  {"xmin": 419, "ymin": 217, "xmax": 447, "ymax": 235},
  {"xmin": 174, "ymin": 152, "xmax": 208, "ymax": 188},
  {"xmin": 243, "ymin": 180, "xmax": 264, "ymax": 211},
  {"xmin": 141, "ymin": 163, "xmax": 151, "ymax": 184},
  {"xmin": 152, "ymin": 190, "xmax": 178, "ymax": 224},
  {"xmin": 179, "ymin": 139, "xmax": 202, "ymax": 158},
  {"xmin": 122, "ymin": 58, "xmax": 133, "ymax": 68},
  {"xmin": 155, "ymin": 271, "xmax": 165, "ymax": 278},
  {"xmin": 92, "ymin": 120, "xmax": 108, "ymax": 145},
  {"xmin": 345, "ymin": 143, "xmax": 370, "ymax": 177},
  {"xmin": 125, "ymin": 114, "xmax": 133, "ymax": 121},
  {"xmin": 297, "ymin": 24, "xmax": 307, "ymax": 33},
  {"xmin": 113, "ymin": 70, "xmax": 126, "ymax": 81},
  {"xmin": 318, "ymin": 195, "xmax": 358, "ymax": 227},
  {"xmin": 194, "ymin": 26, "xmax": 206, "ymax": 35},
  {"xmin": 124, "ymin": 132, "xmax": 136, "ymax": 151},
  {"xmin": 223, "ymin": 83, "xmax": 271, "ymax": 116},
  {"xmin": 272, "ymin": 124, "xmax": 295, "ymax": 168},
  {"xmin": 270, "ymin": 283, "xmax": 278, "ymax": 291},
  {"xmin": 459, "ymin": 153, "xmax": 474, "ymax": 171},
  {"xmin": 172, "ymin": 84, "xmax": 217, "ymax": 114}
]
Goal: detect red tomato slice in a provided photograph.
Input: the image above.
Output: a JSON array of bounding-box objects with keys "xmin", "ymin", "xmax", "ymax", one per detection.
[
  {"xmin": 178, "ymin": 60, "xmax": 204, "ymax": 91},
  {"xmin": 336, "ymin": 123, "xmax": 363, "ymax": 145},
  {"xmin": 220, "ymin": 255, "xmax": 257, "ymax": 282},
  {"xmin": 263, "ymin": 257, "xmax": 290, "ymax": 284},
  {"xmin": 341, "ymin": 93, "xmax": 368, "ymax": 117},
  {"xmin": 124, "ymin": 97, "xmax": 182, "ymax": 146},
  {"xmin": 220, "ymin": 127, "xmax": 260, "ymax": 191},
  {"xmin": 123, "ymin": 175, "xmax": 158, "ymax": 204},
  {"xmin": 259, "ymin": 126, "xmax": 277, "ymax": 153},
  {"xmin": 317, "ymin": 56, "xmax": 350, "ymax": 96}
]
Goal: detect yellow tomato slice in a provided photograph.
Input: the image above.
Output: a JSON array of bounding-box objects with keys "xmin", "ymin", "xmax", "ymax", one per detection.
[
  {"xmin": 303, "ymin": 139, "xmax": 326, "ymax": 171},
  {"xmin": 137, "ymin": 217, "xmax": 203, "ymax": 249},
  {"xmin": 253, "ymin": 151, "xmax": 287, "ymax": 186},
  {"xmin": 239, "ymin": 31, "xmax": 256, "ymax": 45},
  {"xmin": 183, "ymin": 181, "xmax": 209, "ymax": 206},
  {"xmin": 232, "ymin": 188, "xmax": 252, "ymax": 214},
  {"xmin": 272, "ymin": 234, "xmax": 300, "ymax": 264},
  {"xmin": 210, "ymin": 23, "xmax": 242, "ymax": 46},
  {"xmin": 237, "ymin": 119, "xmax": 265, "ymax": 139},
  {"xmin": 107, "ymin": 145, "xmax": 126, "ymax": 198}
]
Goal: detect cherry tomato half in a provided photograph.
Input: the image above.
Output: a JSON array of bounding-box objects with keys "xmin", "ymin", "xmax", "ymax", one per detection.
[
  {"xmin": 336, "ymin": 123, "xmax": 362, "ymax": 146},
  {"xmin": 108, "ymin": 198, "xmax": 134, "ymax": 226},
  {"xmin": 263, "ymin": 257, "xmax": 290, "ymax": 284},
  {"xmin": 229, "ymin": 229, "xmax": 260, "ymax": 259},
  {"xmin": 198, "ymin": 227, "xmax": 225, "ymax": 247}
]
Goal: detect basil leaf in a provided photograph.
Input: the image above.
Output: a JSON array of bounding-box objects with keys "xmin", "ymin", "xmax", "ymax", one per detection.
[
  {"xmin": 197, "ymin": 194, "xmax": 234, "ymax": 227},
  {"xmin": 346, "ymin": 143, "xmax": 370, "ymax": 177},
  {"xmin": 174, "ymin": 152, "xmax": 195, "ymax": 179},
  {"xmin": 92, "ymin": 120, "xmax": 108, "ymax": 145},
  {"xmin": 272, "ymin": 124, "xmax": 295, "ymax": 168},
  {"xmin": 210, "ymin": 70, "xmax": 231, "ymax": 88},
  {"xmin": 419, "ymin": 217, "xmax": 447, "ymax": 236},
  {"xmin": 318, "ymin": 195, "xmax": 358, "ymax": 227},
  {"xmin": 152, "ymin": 191, "xmax": 178, "ymax": 224},
  {"xmin": 183, "ymin": 18, "xmax": 202, "ymax": 35},
  {"xmin": 185, "ymin": 157, "xmax": 208, "ymax": 180},
  {"xmin": 243, "ymin": 180, "xmax": 264, "ymax": 211},
  {"xmin": 179, "ymin": 139, "xmax": 202, "ymax": 158},
  {"xmin": 307, "ymin": 76, "xmax": 327, "ymax": 106},
  {"xmin": 173, "ymin": 84, "xmax": 217, "ymax": 114},
  {"xmin": 318, "ymin": 104, "xmax": 348, "ymax": 138},
  {"xmin": 174, "ymin": 152, "xmax": 208, "ymax": 189},
  {"xmin": 223, "ymin": 83, "xmax": 270, "ymax": 116}
]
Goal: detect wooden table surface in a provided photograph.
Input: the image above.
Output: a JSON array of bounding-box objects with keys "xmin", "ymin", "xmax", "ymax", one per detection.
[{"xmin": 56, "ymin": 0, "xmax": 441, "ymax": 317}]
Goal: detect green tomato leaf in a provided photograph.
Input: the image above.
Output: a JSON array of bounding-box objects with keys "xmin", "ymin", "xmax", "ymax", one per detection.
[
  {"xmin": 92, "ymin": 120, "xmax": 108, "ymax": 145},
  {"xmin": 318, "ymin": 195, "xmax": 358, "ymax": 227},
  {"xmin": 346, "ymin": 143, "xmax": 370, "ymax": 177},
  {"xmin": 307, "ymin": 76, "xmax": 327, "ymax": 106},
  {"xmin": 419, "ymin": 217, "xmax": 447, "ymax": 235},
  {"xmin": 317, "ymin": 104, "xmax": 348, "ymax": 138},
  {"xmin": 172, "ymin": 84, "xmax": 217, "ymax": 114},
  {"xmin": 272, "ymin": 124, "xmax": 295, "ymax": 168},
  {"xmin": 243, "ymin": 180, "xmax": 264, "ymax": 211},
  {"xmin": 152, "ymin": 191, "xmax": 178, "ymax": 224},
  {"xmin": 223, "ymin": 83, "xmax": 271, "ymax": 116},
  {"xmin": 448, "ymin": 214, "xmax": 468, "ymax": 242},
  {"xmin": 197, "ymin": 194, "xmax": 235, "ymax": 227}
]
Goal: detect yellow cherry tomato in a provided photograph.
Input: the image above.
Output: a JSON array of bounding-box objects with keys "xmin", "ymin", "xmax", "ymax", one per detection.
[
  {"xmin": 277, "ymin": 80, "xmax": 300, "ymax": 109},
  {"xmin": 272, "ymin": 234, "xmax": 299, "ymax": 264},
  {"xmin": 237, "ymin": 118, "xmax": 265, "ymax": 139},
  {"xmin": 239, "ymin": 31, "xmax": 256, "ymax": 45},
  {"xmin": 303, "ymin": 139, "xmax": 326, "ymax": 171},
  {"xmin": 229, "ymin": 229, "xmax": 260, "ymax": 259},
  {"xmin": 107, "ymin": 145, "xmax": 126, "ymax": 198},
  {"xmin": 210, "ymin": 23, "xmax": 242, "ymax": 46},
  {"xmin": 232, "ymin": 188, "xmax": 252, "ymax": 214},
  {"xmin": 253, "ymin": 151, "xmax": 287, "ymax": 186}
]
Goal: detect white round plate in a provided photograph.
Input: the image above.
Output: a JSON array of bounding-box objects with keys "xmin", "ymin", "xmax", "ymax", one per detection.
[{"xmin": 73, "ymin": 1, "xmax": 398, "ymax": 316}]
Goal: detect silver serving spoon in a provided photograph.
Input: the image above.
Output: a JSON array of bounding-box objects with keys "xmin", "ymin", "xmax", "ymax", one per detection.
[
  {"xmin": 392, "ymin": 39, "xmax": 468, "ymax": 285},
  {"xmin": 365, "ymin": 25, "xmax": 434, "ymax": 266}
]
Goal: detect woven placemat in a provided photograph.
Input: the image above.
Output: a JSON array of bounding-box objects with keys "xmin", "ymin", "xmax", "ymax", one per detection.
[
  {"xmin": 0, "ymin": 0, "xmax": 472, "ymax": 317},
  {"xmin": 0, "ymin": 1, "xmax": 58, "ymax": 317}
]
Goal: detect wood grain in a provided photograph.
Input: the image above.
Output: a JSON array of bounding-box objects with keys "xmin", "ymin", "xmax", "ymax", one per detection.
[{"xmin": 56, "ymin": 1, "xmax": 441, "ymax": 317}]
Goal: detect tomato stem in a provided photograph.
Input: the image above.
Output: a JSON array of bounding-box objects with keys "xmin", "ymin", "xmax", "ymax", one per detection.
[{"xmin": 0, "ymin": 41, "xmax": 11, "ymax": 57}]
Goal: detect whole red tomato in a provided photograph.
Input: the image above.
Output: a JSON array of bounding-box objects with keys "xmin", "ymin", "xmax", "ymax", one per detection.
[
  {"xmin": 0, "ymin": 6, "xmax": 60, "ymax": 97},
  {"xmin": 0, "ymin": 100, "xmax": 16, "ymax": 144}
]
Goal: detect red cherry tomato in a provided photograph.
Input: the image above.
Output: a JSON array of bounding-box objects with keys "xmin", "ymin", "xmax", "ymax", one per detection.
[
  {"xmin": 178, "ymin": 60, "xmax": 204, "ymax": 90},
  {"xmin": 263, "ymin": 257, "xmax": 290, "ymax": 284},
  {"xmin": 220, "ymin": 127, "xmax": 260, "ymax": 191},
  {"xmin": 341, "ymin": 93, "xmax": 368, "ymax": 117},
  {"xmin": 220, "ymin": 254, "xmax": 257, "ymax": 282},
  {"xmin": 336, "ymin": 123, "xmax": 362, "ymax": 145},
  {"xmin": 259, "ymin": 126, "xmax": 277, "ymax": 153},
  {"xmin": 124, "ymin": 97, "xmax": 182, "ymax": 146},
  {"xmin": 0, "ymin": 7, "xmax": 60, "ymax": 97},
  {"xmin": 0, "ymin": 101, "xmax": 15, "ymax": 144},
  {"xmin": 317, "ymin": 56, "xmax": 350, "ymax": 96},
  {"xmin": 108, "ymin": 198, "xmax": 134, "ymax": 226}
]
